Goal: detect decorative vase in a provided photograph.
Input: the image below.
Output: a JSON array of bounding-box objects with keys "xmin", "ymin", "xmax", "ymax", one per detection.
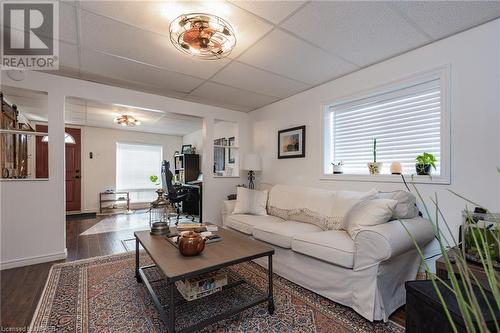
[
  {"xmin": 415, "ymin": 163, "xmax": 431, "ymax": 175},
  {"xmin": 178, "ymin": 231, "xmax": 206, "ymax": 256},
  {"xmin": 332, "ymin": 165, "xmax": 343, "ymax": 174},
  {"xmin": 367, "ymin": 162, "xmax": 383, "ymax": 175}
]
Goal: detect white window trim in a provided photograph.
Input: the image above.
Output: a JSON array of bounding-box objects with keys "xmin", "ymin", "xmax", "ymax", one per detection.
[{"xmin": 320, "ymin": 65, "xmax": 451, "ymax": 185}]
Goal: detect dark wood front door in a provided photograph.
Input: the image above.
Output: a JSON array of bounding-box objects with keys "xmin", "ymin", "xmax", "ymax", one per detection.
[
  {"xmin": 35, "ymin": 125, "xmax": 81, "ymax": 211},
  {"xmin": 65, "ymin": 128, "xmax": 81, "ymax": 211}
]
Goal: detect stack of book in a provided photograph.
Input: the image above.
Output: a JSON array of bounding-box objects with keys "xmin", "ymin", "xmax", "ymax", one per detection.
[{"xmin": 175, "ymin": 271, "xmax": 228, "ymax": 301}]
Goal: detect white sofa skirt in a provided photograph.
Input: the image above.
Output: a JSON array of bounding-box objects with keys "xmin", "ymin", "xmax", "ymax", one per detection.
[{"xmin": 252, "ymin": 241, "xmax": 420, "ymax": 322}]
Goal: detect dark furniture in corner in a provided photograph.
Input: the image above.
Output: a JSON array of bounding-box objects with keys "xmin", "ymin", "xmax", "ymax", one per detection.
[
  {"xmin": 405, "ymin": 280, "xmax": 499, "ymax": 332},
  {"xmin": 173, "ymin": 153, "xmax": 199, "ymax": 184}
]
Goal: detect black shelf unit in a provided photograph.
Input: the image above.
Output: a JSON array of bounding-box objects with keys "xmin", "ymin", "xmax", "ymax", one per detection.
[{"xmin": 173, "ymin": 153, "xmax": 199, "ymax": 184}]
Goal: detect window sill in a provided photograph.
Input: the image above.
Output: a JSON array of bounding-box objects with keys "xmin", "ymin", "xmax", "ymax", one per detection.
[{"xmin": 320, "ymin": 173, "xmax": 450, "ymax": 185}]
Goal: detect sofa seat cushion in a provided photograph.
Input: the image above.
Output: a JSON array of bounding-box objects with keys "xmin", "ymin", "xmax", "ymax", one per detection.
[
  {"xmin": 225, "ymin": 214, "xmax": 284, "ymax": 235},
  {"xmin": 252, "ymin": 220, "xmax": 322, "ymax": 249},
  {"xmin": 291, "ymin": 230, "xmax": 355, "ymax": 268}
]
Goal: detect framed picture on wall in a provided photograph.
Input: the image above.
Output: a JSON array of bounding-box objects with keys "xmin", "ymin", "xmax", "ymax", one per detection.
[
  {"xmin": 278, "ymin": 125, "xmax": 306, "ymax": 159},
  {"xmin": 228, "ymin": 136, "xmax": 235, "ymax": 164}
]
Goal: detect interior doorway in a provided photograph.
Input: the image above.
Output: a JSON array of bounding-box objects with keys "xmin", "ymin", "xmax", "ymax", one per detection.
[{"xmin": 36, "ymin": 125, "xmax": 82, "ymax": 212}]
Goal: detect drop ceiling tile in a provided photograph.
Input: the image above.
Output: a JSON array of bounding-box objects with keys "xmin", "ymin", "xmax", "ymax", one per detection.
[
  {"xmin": 189, "ymin": 82, "xmax": 278, "ymax": 111},
  {"xmin": 59, "ymin": 42, "xmax": 79, "ymax": 69},
  {"xmin": 281, "ymin": 1, "xmax": 429, "ymax": 67},
  {"xmin": 230, "ymin": 0, "xmax": 306, "ymax": 24},
  {"xmin": 80, "ymin": 50, "xmax": 203, "ymax": 94},
  {"xmin": 391, "ymin": 1, "xmax": 500, "ymax": 39},
  {"xmin": 183, "ymin": 95, "xmax": 254, "ymax": 113},
  {"xmin": 80, "ymin": 1, "xmax": 170, "ymax": 36},
  {"xmin": 79, "ymin": 9, "xmax": 230, "ymax": 79},
  {"xmin": 59, "ymin": 2, "xmax": 78, "ymax": 44},
  {"xmin": 238, "ymin": 29, "xmax": 357, "ymax": 85},
  {"xmin": 211, "ymin": 61, "xmax": 310, "ymax": 98}
]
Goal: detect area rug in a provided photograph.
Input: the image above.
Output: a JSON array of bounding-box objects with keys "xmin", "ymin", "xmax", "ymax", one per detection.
[
  {"xmin": 80, "ymin": 212, "xmax": 198, "ymax": 236},
  {"xmin": 30, "ymin": 252, "xmax": 403, "ymax": 333}
]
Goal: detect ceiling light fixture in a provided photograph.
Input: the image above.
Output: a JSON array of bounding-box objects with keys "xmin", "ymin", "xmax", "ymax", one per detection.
[
  {"xmin": 114, "ymin": 115, "xmax": 141, "ymax": 127},
  {"xmin": 169, "ymin": 13, "xmax": 236, "ymax": 60}
]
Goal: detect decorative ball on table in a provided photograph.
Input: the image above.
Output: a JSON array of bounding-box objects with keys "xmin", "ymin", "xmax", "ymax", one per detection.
[{"xmin": 390, "ymin": 162, "xmax": 402, "ymax": 175}]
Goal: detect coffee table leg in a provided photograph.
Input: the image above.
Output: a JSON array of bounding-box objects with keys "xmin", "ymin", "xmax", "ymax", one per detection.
[
  {"xmin": 168, "ymin": 282, "xmax": 175, "ymax": 333},
  {"xmin": 268, "ymin": 254, "xmax": 275, "ymax": 315},
  {"xmin": 135, "ymin": 237, "xmax": 141, "ymax": 283}
]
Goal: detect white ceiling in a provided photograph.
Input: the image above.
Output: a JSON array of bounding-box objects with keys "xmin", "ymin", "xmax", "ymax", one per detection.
[
  {"xmin": 8, "ymin": 1, "xmax": 500, "ymax": 112},
  {"xmin": 1, "ymin": 85, "xmax": 203, "ymax": 136}
]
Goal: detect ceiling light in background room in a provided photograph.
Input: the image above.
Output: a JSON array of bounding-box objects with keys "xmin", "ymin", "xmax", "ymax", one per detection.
[
  {"xmin": 114, "ymin": 115, "xmax": 141, "ymax": 126},
  {"xmin": 169, "ymin": 13, "xmax": 236, "ymax": 60}
]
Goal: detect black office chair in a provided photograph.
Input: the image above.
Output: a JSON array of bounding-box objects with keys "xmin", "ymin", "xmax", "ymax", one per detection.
[{"xmin": 161, "ymin": 160, "xmax": 193, "ymax": 224}]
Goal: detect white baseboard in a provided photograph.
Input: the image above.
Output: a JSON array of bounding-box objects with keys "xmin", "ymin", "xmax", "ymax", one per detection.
[{"xmin": 0, "ymin": 249, "xmax": 67, "ymax": 270}]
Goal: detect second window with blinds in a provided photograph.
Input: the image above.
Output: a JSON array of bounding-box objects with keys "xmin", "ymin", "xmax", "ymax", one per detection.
[{"xmin": 323, "ymin": 68, "xmax": 450, "ymax": 183}]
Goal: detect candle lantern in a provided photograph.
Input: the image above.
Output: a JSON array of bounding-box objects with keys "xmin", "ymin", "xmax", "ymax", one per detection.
[{"xmin": 149, "ymin": 189, "xmax": 172, "ymax": 235}]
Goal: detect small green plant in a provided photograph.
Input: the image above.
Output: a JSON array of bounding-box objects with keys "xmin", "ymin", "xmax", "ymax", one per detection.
[
  {"xmin": 331, "ymin": 161, "xmax": 343, "ymax": 166},
  {"xmin": 415, "ymin": 152, "xmax": 437, "ymax": 169},
  {"xmin": 373, "ymin": 138, "xmax": 377, "ymax": 163},
  {"xmin": 149, "ymin": 175, "xmax": 160, "ymax": 186}
]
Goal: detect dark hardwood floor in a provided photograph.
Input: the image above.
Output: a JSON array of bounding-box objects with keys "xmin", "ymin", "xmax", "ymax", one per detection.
[{"xmin": 1, "ymin": 214, "xmax": 406, "ymax": 330}]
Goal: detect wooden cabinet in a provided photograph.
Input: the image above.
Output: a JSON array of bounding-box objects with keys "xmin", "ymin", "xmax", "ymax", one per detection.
[
  {"xmin": 1, "ymin": 92, "xmax": 34, "ymax": 179},
  {"xmin": 173, "ymin": 154, "xmax": 200, "ymax": 184}
]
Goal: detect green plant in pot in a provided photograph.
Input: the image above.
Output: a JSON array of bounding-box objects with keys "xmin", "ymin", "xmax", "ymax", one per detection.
[
  {"xmin": 415, "ymin": 152, "xmax": 436, "ymax": 175},
  {"xmin": 367, "ymin": 138, "xmax": 382, "ymax": 174}
]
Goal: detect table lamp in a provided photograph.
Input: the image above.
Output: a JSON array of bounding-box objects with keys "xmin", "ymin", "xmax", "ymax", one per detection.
[{"xmin": 242, "ymin": 153, "xmax": 261, "ymax": 189}]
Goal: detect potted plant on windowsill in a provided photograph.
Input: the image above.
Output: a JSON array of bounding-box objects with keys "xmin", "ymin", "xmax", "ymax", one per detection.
[
  {"xmin": 415, "ymin": 152, "xmax": 436, "ymax": 175},
  {"xmin": 331, "ymin": 161, "xmax": 344, "ymax": 174},
  {"xmin": 367, "ymin": 138, "xmax": 382, "ymax": 174}
]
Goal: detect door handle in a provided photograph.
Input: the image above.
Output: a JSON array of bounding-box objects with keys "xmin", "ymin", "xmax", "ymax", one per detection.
[{"xmin": 74, "ymin": 175, "xmax": 80, "ymax": 179}]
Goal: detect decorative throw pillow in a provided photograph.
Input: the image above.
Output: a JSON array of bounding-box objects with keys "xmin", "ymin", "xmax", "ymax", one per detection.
[
  {"xmin": 330, "ymin": 189, "xmax": 378, "ymax": 229},
  {"xmin": 345, "ymin": 198, "xmax": 398, "ymax": 238},
  {"xmin": 232, "ymin": 187, "xmax": 268, "ymax": 216},
  {"xmin": 377, "ymin": 191, "xmax": 419, "ymax": 219}
]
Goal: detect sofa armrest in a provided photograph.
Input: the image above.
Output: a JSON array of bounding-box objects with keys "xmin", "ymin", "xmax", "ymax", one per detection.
[
  {"xmin": 221, "ymin": 200, "xmax": 236, "ymax": 227},
  {"xmin": 353, "ymin": 217, "xmax": 435, "ymax": 270}
]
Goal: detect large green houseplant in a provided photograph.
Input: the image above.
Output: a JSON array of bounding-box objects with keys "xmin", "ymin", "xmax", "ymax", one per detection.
[{"xmin": 401, "ymin": 171, "xmax": 499, "ymax": 332}]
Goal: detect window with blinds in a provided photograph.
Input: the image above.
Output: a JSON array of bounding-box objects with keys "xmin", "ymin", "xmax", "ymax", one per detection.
[
  {"xmin": 324, "ymin": 76, "xmax": 443, "ymax": 175},
  {"xmin": 116, "ymin": 143, "xmax": 163, "ymax": 200}
]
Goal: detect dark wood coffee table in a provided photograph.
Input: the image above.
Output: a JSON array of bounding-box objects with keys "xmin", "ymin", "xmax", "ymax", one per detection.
[{"xmin": 134, "ymin": 228, "xmax": 275, "ymax": 333}]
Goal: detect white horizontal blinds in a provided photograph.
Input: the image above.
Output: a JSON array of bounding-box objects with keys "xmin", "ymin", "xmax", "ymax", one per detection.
[
  {"xmin": 116, "ymin": 143, "xmax": 163, "ymax": 191},
  {"xmin": 329, "ymin": 78, "xmax": 441, "ymax": 175}
]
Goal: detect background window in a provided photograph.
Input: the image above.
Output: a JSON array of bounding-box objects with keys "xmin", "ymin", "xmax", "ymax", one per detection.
[
  {"xmin": 324, "ymin": 75, "xmax": 445, "ymax": 176},
  {"xmin": 116, "ymin": 143, "xmax": 162, "ymax": 202}
]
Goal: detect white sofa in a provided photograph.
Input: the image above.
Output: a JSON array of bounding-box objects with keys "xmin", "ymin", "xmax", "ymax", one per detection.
[{"xmin": 221, "ymin": 184, "xmax": 434, "ymax": 322}]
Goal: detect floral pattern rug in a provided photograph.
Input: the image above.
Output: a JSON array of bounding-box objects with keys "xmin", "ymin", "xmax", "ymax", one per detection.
[{"xmin": 30, "ymin": 252, "xmax": 404, "ymax": 333}]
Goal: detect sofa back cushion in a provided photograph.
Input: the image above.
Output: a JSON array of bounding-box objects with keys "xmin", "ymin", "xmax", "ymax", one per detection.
[
  {"xmin": 268, "ymin": 185, "xmax": 337, "ymax": 230},
  {"xmin": 267, "ymin": 185, "xmax": 377, "ymax": 231},
  {"xmin": 376, "ymin": 190, "xmax": 419, "ymax": 220},
  {"xmin": 233, "ymin": 187, "xmax": 268, "ymax": 216}
]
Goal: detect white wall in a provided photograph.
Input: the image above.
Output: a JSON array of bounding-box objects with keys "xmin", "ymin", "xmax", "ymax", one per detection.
[
  {"xmin": 183, "ymin": 120, "xmax": 240, "ymax": 176},
  {"xmin": 250, "ymin": 20, "xmax": 500, "ymax": 253},
  {"xmin": 183, "ymin": 129, "xmax": 204, "ymax": 167},
  {"xmin": 81, "ymin": 126, "xmax": 182, "ymax": 212},
  {"xmin": 1, "ymin": 71, "xmax": 249, "ymax": 269}
]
